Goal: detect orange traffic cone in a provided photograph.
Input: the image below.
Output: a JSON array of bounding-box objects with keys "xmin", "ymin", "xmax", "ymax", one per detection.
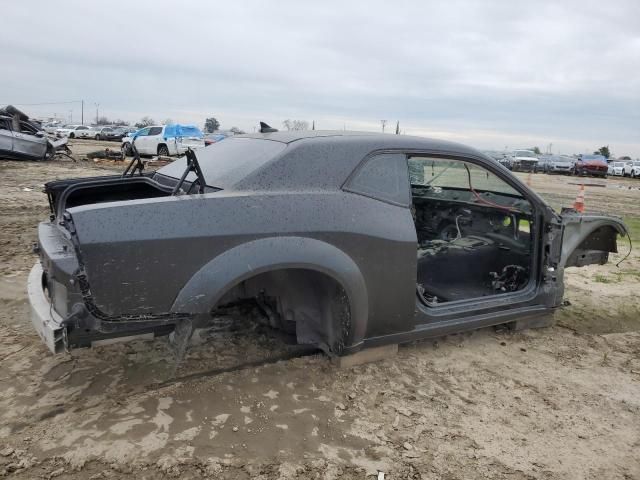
[{"xmin": 573, "ymin": 184, "xmax": 585, "ymax": 213}]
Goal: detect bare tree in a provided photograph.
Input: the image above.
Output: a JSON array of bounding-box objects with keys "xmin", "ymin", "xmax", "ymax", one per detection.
[
  {"xmin": 282, "ymin": 119, "xmax": 309, "ymax": 131},
  {"xmin": 96, "ymin": 116, "xmax": 111, "ymax": 125},
  {"xmin": 380, "ymin": 119, "xmax": 387, "ymax": 133},
  {"xmin": 204, "ymin": 117, "xmax": 220, "ymax": 133},
  {"xmin": 135, "ymin": 116, "xmax": 155, "ymax": 128},
  {"xmin": 229, "ymin": 126, "xmax": 246, "ymax": 134},
  {"xmin": 162, "ymin": 118, "xmax": 174, "ymax": 125}
]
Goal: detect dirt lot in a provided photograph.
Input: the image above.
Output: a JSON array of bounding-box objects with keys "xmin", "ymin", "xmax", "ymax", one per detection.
[{"xmin": 0, "ymin": 146, "xmax": 639, "ymax": 479}]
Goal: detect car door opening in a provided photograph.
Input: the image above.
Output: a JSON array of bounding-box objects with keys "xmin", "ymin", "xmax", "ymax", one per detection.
[{"xmin": 408, "ymin": 156, "xmax": 534, "ymax": 305}]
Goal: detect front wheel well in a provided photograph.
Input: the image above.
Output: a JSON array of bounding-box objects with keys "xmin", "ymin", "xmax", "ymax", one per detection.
[{"xmin": 213, "ymin": 269, "xmax": 352, "ymax": 355}]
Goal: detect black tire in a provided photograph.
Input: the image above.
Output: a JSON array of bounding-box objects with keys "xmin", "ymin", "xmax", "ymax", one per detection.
[
  {"xmin": 157, "ymin": 144, "xmax": 170, "ymax": 156},
  {"xmin": 121, "ymin": 143, "xmax": 132, "ymax": 157},
  {"xmin": 69, "ymin": 133, "xmax": 75, "ymax": 139}
]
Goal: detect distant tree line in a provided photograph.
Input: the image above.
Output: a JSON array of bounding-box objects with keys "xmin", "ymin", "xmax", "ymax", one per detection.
[
  {"xmin": 94, "ymin": 116, "xmax": 129, "ymax": 126},
  {"xmin": 282, "ymin": 119, "xmax": 310, "ymax": 131},
  {"xmin": 203, "ymin": 117, "xmax": 245, "ymax": 134}
]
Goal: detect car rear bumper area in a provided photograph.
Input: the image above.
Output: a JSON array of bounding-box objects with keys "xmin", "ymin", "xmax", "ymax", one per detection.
[{"xmin": 28, "ymin": 261, "xmax": 65, "ymax": 353}]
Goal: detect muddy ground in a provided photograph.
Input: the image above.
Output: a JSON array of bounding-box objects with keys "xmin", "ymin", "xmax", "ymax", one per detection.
[{"xmin": 0, "ymin": 144, "xmax": 639, "ymax": 479}]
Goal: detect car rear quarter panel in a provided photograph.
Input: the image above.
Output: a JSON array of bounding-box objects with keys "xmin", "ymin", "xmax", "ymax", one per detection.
[{"xmin": 68, "ymin": 190, "xmax": 417, "ymax": 340}]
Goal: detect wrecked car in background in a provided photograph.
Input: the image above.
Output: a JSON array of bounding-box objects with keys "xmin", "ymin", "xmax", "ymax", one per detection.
[
  {"xmin": 0, "ymin": 105, "xmax": 69, "ymax": 161},
  {"xmin": 574, "ymin": 154, "xmax": 608, "ymax": 178},
  {"xmin": 28, "ymin": 130, "xmax": 628, "ymax": 356},
  {"xmin": 121, "ymin": 124, "xmax": 205, "ymax": 157},
  {"xmin": 509, "ymin": 149, "xmax": 539, "ymax": 172}
]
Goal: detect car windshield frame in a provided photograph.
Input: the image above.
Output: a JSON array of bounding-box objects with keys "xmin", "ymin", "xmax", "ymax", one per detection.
[{"xmin": 514, "ymin": 150, "xmax": 535, "ymax": 158}]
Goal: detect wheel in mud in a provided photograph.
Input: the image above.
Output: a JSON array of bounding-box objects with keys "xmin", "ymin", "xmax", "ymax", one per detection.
[
  {"xmin": 158, "ymin": 145, "xmax": 170, "ymax": 157},
  {"xmin": 121, "ymin": 143, "xmax": 132, "ymax": 157}
]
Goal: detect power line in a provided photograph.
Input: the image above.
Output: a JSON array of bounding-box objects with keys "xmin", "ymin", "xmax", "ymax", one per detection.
[{"xmin": 0, "ymin": 100, "xmax": 83, "ymax": 106}]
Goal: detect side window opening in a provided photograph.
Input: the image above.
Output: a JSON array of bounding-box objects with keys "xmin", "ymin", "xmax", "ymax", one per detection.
[
  {"xmin": 345, "ymin": 153, "xmax": 410, "ymax": 206},
  {"xmin": 19, "ymin": 121, "xmax": 38, "ymax": 134},
  {"xmin": 148, "ymin": 127, "xmax": 163, "ymax": 136},
  {"xmin": 408, "ymin": 156, "xmax": 535, "ymax": 306}
]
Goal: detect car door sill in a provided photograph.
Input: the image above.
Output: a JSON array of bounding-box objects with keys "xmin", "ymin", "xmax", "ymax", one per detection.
[{"xmin": 362, "ymin": 304, "xmax": 550, "ymax": 349}]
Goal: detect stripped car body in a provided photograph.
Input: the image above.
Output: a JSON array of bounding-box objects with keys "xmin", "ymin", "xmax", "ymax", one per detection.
[{"xmin": 29, "ymin": 131, "xmax": 628, "ymax": 355}]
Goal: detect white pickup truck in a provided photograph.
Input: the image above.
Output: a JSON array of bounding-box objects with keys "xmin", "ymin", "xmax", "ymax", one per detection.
[{"xmin": 121, "ymin": 125, "xmax": 205, "ymax": 157}]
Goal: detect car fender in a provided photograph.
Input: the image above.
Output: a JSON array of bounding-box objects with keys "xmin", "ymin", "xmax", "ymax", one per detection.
[
  {"xmin": 171, "ymin": 236, "xmax": 369, "ymax": 345},
  {"xmin": 560, "ymin": 213, "xmax": 628, "ymax": 268}
]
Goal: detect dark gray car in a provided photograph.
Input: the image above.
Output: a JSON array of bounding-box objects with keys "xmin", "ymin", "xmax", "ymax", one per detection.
[{"xmin": 29, "ymin": 131, "xmax": 627, "ymax": 355}]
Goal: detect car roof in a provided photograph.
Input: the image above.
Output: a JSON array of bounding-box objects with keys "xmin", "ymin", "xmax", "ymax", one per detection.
[
  {"xmin": 237, "ymin": 130, "xmax": 482, "ymax": 155},
  {"xmin": 218, "ymin": 130, "xmax": 492, "ymax": 191}
]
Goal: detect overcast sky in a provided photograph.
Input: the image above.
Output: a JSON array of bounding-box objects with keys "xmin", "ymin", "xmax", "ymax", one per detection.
[{"xmin": 1, "ymin": 1, "xmax": 639, "ymax": 156}]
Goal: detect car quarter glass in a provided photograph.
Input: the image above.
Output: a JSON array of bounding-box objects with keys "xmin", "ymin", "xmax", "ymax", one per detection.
[{"xmin": 344, "ymin": 153, "xmax": 410, "ymax": 206}]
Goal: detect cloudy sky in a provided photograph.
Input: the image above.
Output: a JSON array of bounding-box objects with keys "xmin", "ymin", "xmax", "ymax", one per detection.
[{"xmin": 1, "ymin": 1, "xmax": 639, "ymax": 156}]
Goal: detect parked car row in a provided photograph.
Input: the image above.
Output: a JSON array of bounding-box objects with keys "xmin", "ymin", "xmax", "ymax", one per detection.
[
  {"xmin": 54, "ymin": 124, "xmax": 136, "ymax": 140},
  {"xmin": 485, "ymin": 151, "xmax": 640, "ymax": 179}
]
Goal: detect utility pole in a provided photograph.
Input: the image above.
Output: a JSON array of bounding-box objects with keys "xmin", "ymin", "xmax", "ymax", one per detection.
[
  {"xmin": 380, "ymin": 119, "xmax": 387, "ymax": 133},
  {"xmin": 81, "ymin": 100, "xmax": 84, "ymax": 125},
  {"xmin": 94, "ymin": 103, "xmax": 99, "ymax": 125}
]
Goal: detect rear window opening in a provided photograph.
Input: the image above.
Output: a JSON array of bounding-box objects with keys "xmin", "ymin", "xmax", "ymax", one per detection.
[{"xmin": 157, "ymin": 137, "xmax": 286, "ymax": 189}]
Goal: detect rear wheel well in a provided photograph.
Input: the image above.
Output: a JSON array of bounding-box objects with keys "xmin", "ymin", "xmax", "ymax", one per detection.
[
  {"xmin": 157, "ymin": 143, "xmax": 169, "ymax": 155},
  {"xmin": 213, "ymin": 269, "xmax": 351, "ymax": 355}
]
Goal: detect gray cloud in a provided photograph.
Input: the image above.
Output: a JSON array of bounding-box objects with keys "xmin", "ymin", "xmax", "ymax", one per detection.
[{"xmin": 1, "ymin": 0, "xmax": 638, "ymax": 155}]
